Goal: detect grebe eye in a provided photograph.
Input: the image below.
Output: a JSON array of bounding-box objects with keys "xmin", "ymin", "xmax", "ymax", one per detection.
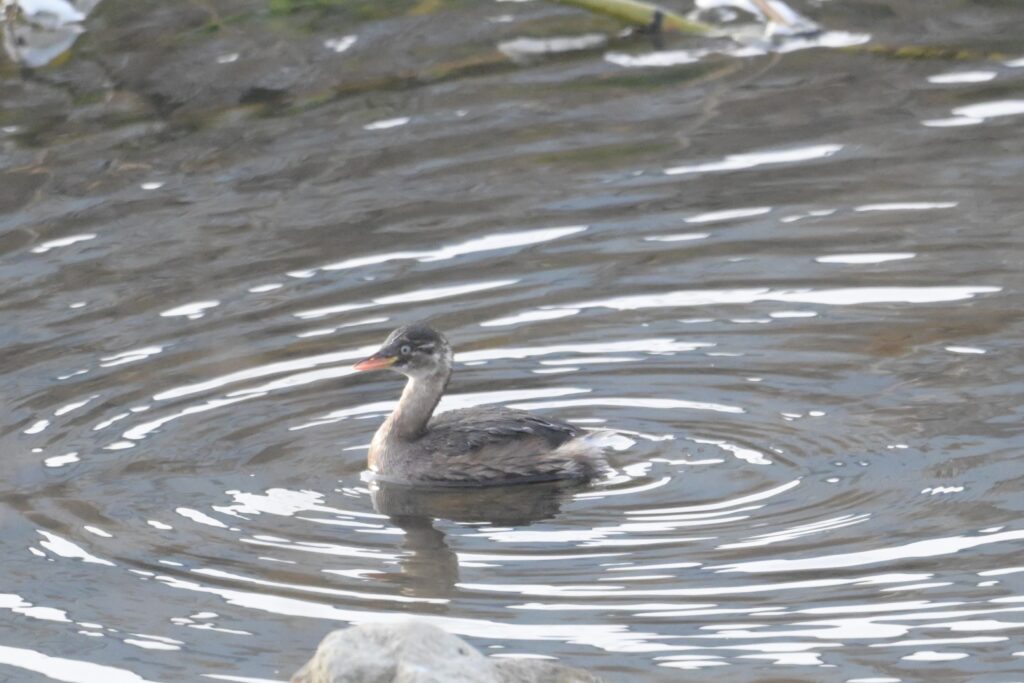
[{"xmin": 400, "ymin": 344, "xmax": 412, "ymax": 356}]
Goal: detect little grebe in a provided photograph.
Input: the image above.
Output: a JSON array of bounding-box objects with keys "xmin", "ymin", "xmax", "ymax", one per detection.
[{"xmin": 353, "ymin": 323, "xmax": 606, "ymax": 487}]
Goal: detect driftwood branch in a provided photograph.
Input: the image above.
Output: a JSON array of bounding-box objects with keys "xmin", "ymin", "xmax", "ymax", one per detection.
[{"xmin": 553, "ymin": 0, "xmax": 712, "ymax": 35}]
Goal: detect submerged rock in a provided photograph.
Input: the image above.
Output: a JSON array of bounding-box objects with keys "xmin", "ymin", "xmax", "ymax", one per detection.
[{"xmin": 291, "ymin": 622, "xmax": 604, "ymax": 683}]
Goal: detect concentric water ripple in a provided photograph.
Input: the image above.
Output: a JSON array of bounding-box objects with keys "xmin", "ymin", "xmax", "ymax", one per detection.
[{"xmin": 2, "ymin": 1, "xmax": 1024, "ymax": 681}]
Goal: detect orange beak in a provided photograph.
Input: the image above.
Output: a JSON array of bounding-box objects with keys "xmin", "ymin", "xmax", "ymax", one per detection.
[{"xmin": 353, "ymin": 354, "xmax": 397, "ymax": 372}]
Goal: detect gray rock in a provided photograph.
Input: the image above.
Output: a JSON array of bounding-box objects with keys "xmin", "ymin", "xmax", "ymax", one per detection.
[{"xmin": 291, "ymin": 622, "xmax": 604, "ymax": 683}]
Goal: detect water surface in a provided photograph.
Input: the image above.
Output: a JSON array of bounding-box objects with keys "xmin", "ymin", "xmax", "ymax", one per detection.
[{"xmin": 1, "ymin": 1, "xmax": 1023, "ymax": 681}]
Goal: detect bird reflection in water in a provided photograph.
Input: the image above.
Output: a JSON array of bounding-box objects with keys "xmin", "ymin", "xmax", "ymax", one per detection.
[{"xmin": 367, "ymin": 479, "xmax": 578, "ymax": 598}]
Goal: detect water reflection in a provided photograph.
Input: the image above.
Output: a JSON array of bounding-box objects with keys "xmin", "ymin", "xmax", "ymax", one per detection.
[
  {"xmin": 369, "ymin": 480, "xmax": 574, "ymax": 598},
  {"xmin": 2, "ymin": 0, "xmax": 1023, "ymax": 680}
]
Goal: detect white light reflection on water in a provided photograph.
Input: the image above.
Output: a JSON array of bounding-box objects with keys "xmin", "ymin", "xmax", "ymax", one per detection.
[
  {"xmin": 686, "ymin": 207, "xmax": 771, "ymax": 223},
  {"xmin": 928, "ymin": 71, "xmax": 996, "ymax": 84},
  {"xmin": 508, "ymin": 396, "xmax": 743, "ymax": 415},
  {"xmin": 248, "ymin": 283, "xmax": 282, "ymax": 293},
  {"xmin": 214, "ymin": 488, "xmax": 384, "ymax": 521},
  {"xmin": 481, "ymin": 309, "xmax": 579, "ymax": 327},
  {"xmin": 644, "ymin": 232, "xmax": 710, "ymax": 242},
  {"xmin": 901, "ymin": 650, "xmax": 968, "ymax": 661},
  {"xmin": 363, "ymin": 117, "xmax": 409, "ymax": 131},
  {"xmin": 294, "ymin": 279, "xmax": 517, "ymax": 319},
  {"xmin": 633, "ymin": 479, "xmax": 801, "ymax": 515},
  {"xmin": 979, "ymin": 567, "xmax": 1024, "ymax": 577},
  {"xmin": 953, "ymin": 100, "xmax": 1024, "ymax": 120},
  {"xmin": 23, "ymin": 419, "xmax": 50, "ymax": 434},
  {"xmin": 0, "ymin": 594, "xmax": 68, "ymax": 624},
  {"xmin": 99, "ymin": 346, "xmax": 164, "ymax": 367},
  {"xmin": 665, "ymin": 144, "xmax": 843, "ymax": 176},
  {"xmin": 0, "ymin": 646, "xmax": 161, "ymax": 683},
  {"xmin": 30, "ymin": 233, "xmax": 96, "ymax": 254},
  {"xmin": 815, "ymin": 253, "xmax": 916, "ymax": 264},
  {"xmin": 854, "ymin": 202, "xmax": 957, "ymax": 212},
  {"xmin": 43, "ymin": 452, "xmax": 80, "ymax": 468},
  {"xmin": 944, "ymin": 346, "xmax": 986, "ymax": 354},
  {"xmin": 320, "ymin": 226, "xmax": 585, "ymax": 272},
  {"xmin": 37, "ymin": 531, "xmax": 114, "ymax": 566},
  {"xmin": 160, "ymin": 300, "xmax": 220, "ymax": 319},
  {"xmin": 176, "ymin": 508, "xmax": 229, "ymax": 529},
  {"xmin": 718, "ymin": 514, "xmax": 872, "ymax": 550},
  {"xmin": 122, "ymin": 394, "xmax": 264, "ymax": 442},
  {"xmin": 457, "ymin": 338, "xmax": 713, "ymax": 362},
  {"xmin": 151, "ymin": 572, "xmax": 677, "ymax": 653},
  {"xmin": 154, "ymin": 347, "xmax": 375, "ymax": 401},
  {"xmin": 466, "ymin": 573, "xmax": 937, "ymax": 600},
  {"xmin": 713, "ymin": 529, "xmax": 1024, "ymax": 573},
  {"xmin": 923, "ymin": 99, "xmax": 1024, "ymax": 127},
  {"xmin": 690, "ymin": 437, "xmax": 770, "ymax": 465},
  {"xmin": 540, "ymin": 356, "xmax": 641, "ymax": 366},
  {"xmin": 323, "ymin": 35, "xmax": 356, "ymax": 53},
  {"xmin": 769, "ymin": 310, "xmax": 817, "ymax": 318},
  {"xmin": 192, "ymin": 568, "xmax": 446, "ymax": 606},
  {"xmin": 561, "ymin": 286, "xmax": 1001, "ymax": 311}
]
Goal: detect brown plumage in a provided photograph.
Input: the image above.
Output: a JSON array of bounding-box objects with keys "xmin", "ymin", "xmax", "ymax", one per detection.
[{"xmin": 352, "ymin": 323, "xmax": 606, "ymax": 487}]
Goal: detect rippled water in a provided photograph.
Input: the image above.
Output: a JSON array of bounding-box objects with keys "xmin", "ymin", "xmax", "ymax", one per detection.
[{"xmin": 2, "ymin": 1, "xmax": 1024, "ymax": 681}]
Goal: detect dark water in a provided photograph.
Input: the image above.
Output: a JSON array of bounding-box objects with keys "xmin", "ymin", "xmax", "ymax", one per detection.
[{"xmin": 2, "ymin": 1, "xmax": 1023, "ymax": 681}]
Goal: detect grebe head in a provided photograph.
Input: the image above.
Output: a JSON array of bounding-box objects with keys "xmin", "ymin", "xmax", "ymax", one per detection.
[{"xmin": 353, "ymin": 323, "xmax": 452, "ymax": 379}]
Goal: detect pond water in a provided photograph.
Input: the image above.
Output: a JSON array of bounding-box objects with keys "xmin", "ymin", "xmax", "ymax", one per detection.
[{"xmin": 1, "ymin": 1, "xmax": 1023, "ymax": 681}]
